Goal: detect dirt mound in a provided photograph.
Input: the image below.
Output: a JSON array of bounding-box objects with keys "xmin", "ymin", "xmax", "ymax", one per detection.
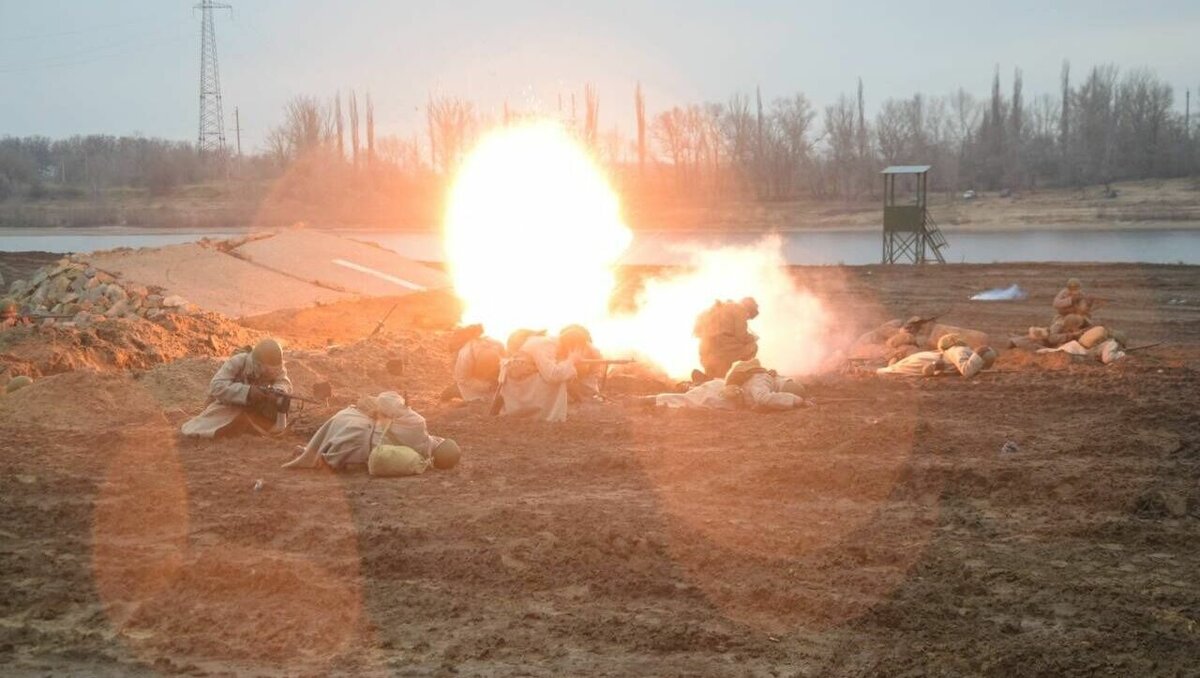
[
  {"xmin": 0, "ymin": 370, "xmax": 166, "ymax": 433},
  {"xmin": 135, "ymin": 356, "xmax": 223, "ymax": 413},
  {"xmin": 0, "ymin": 311, "xmax": 262, "ymax": 378},
  {"xmin": 240, "ymin": 291, "xmax": 461, "ymax": 347}
]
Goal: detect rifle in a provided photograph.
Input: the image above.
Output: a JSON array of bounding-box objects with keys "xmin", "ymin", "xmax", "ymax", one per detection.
[
  {"xmin": 577, "ymin": 358, "xmax": 637, "ymax": 394},
  {"xmin": 1124, "ymin": 341, "xmax": 1162, "ymax": 353},
  {"xmin": 369, "ymin": 304, "xmax": 399, "ymax": 338},
  {"xmin": 19, "ymin": 313, "xmax": 75, "ymax": 321},
  {"xmin": 261, "ymin": 385, "xmax": 325, "ymax": 414}
]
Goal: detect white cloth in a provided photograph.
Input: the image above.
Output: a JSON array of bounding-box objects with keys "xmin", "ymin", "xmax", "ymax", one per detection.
[
  {"xmin": 740, "ymin": 372, "xmax": 805, "ymax": 410},
  {"xmin": 1037, "ymin": 339, "xmax": 1126, "ymax": 364},
  {"xmin": 453, "ymin": 337, "xmax": 504, "ymax": 403},
  {"xmin": 497, "ymin": 335, "xmax": 578, "ymax": 422},
  {"xmin": 876, "ymin": 347, "xmax": 984, "ymax": 378},
  {"xmin": 655, "ymin": 379, "xmax": 736, "ymax": 409},
  {"xmin": 283, "ymin": 395, "xmax": 443, "ymax": 470},
  {"xmin": 876, "ymin": 350, "xmax": 943, "ymax": 376},
  {"xmin": 181, "ymin": 353, "xmax": 292, "ymax": 437}
]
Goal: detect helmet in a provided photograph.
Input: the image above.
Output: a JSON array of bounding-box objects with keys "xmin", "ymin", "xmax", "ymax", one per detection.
[
  {"xmin": 724, "ymin": 358, "xmax": 765, "ymax": 386},
  {"xmin": 251, "ymin": 338, "xmax": 283, "ymax": 369},
  {"xmin": 1067, "ymin": 278, "xmax": 1082, "ymax": 290},
  {"xmin": 978, "ymin": 346, "xmax": 999, "ymax": 369},
  {"xmin": 937, "ymin": 334, "xmax": 965, "ymax": 351},
  {"xmin": 560, "ymin": 324, "xmax": 593, "ymax": 344},
  {"xmin": 5, "ymin": 375, "xmax": 33, "ymax": 393},
  {"xmin": 506, "ymin": 328, "xmax": 543, "ymax": 356},
  {"xmin": 558, "ymin": 325, "xmax": 591, "ymax": 354},
  {"xmin": 432, "ymin": 438, "xmax": 461, "ymax": 470},
  {"xmin": 740, "ymin": 297, "xmax": 759, "ymax": 319},
  {"xmin": 448, "ymin": 324, "xmax": 484, "ymax": 353}
]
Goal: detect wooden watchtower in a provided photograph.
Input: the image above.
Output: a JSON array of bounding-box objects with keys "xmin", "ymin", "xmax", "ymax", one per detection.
[{"xmin": 881, "ymin": 165, "xmax": 948, "ymax": 264}]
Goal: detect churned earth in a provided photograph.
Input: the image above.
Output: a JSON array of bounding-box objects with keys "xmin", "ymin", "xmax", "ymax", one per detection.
[{"xmin": 0, "ymin": 260, "xmax": 1198, "ymax": 676}]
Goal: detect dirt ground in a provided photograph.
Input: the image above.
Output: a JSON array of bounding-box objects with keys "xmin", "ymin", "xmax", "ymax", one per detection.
[{"xmin": 1, "ymin": 261, "xmax": 1198, "ymax": 676}]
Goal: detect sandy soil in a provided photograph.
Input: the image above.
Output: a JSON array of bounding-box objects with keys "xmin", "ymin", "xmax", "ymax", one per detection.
[{"xmin": 1, "ymin": 262, "xmax": 1198, "ymax": 676}]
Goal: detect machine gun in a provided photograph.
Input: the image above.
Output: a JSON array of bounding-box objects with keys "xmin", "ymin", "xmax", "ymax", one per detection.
[{"xmin": 576, "ymin": 359, "xmax": 638, "ymax": 367}]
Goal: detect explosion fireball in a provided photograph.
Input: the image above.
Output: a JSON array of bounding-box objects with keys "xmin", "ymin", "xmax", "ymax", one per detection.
[
  {"xmin": 445, "ymin": 121, "xmax": 839, "ymax": 378},
  {"xmin": 444, "ymin": 122, "xmax": 631, "ymax": 340}
]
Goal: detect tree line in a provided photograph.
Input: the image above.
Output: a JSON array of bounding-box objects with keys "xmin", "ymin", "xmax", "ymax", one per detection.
[{"xmin": 1, "ymin": 61, "xmax": 1196, "ymax": 207}]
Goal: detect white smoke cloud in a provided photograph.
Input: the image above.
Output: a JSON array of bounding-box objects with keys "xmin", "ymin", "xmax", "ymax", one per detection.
[{"xmin": 595, "ymin": 235, "xmax": 839, "ymax": 378}]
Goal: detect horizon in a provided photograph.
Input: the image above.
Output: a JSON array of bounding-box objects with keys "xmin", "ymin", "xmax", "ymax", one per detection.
[{"xmin": 2, "ymin": 0, "xmax": 1198, "ymax": 151}]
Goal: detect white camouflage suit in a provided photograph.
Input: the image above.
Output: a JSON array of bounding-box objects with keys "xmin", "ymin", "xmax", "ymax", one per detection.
[
  {"xmin": 453, "ymin": 336, "xmax": 505, "ymax": 403},
  {"xmin": 876, "ymin": 346, "xmax": 985, "ymax": 378},
  {"xmin": 497, "ymin": 334, "xmax": 579, "ymax": 422},
  {"xmin": 282, "ymin": 393, "xmax": 443, "ymax": 470}
]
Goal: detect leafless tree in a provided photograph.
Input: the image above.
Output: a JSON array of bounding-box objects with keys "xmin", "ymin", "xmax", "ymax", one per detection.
[
  {"xmin": 634, "ymin": 83, "xmax": 647, "ymax": 175},
  {"xmin": 426, "ymin": 95, "xmax": 477, "ymax": 175},
  {"xmin": 366, "ymin": 92, "xmax": 376, "ymax": 166},
  {"xmin": 349, "ymin": 91, "xmax": 361, "ymax": 167}
]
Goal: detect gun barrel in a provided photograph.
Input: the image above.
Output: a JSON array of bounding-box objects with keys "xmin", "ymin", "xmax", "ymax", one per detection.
[{"xmin": 577, "ymin": 358, "xmax": 637, "ymax": 366}]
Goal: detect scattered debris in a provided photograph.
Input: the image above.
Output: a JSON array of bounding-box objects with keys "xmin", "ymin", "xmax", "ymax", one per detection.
[{"xmin": 1000, "ymin": 440, "xmax": 1019, "ymax": 455}]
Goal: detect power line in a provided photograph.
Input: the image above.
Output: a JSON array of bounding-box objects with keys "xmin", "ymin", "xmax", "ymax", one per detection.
[{"xmin": 197, "ymin": 0, "xmax": 232, "ymax": 154}]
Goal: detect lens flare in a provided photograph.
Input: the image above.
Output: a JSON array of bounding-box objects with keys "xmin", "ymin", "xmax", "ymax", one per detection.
[{"xmin": 444, "ymin": 121, "xmax": 631, "ymax": 341}]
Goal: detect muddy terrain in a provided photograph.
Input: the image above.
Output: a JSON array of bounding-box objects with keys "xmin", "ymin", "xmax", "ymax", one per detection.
[{"xmin": 1, "ymin": 261, "xmax": 1198, "ymax": 676}]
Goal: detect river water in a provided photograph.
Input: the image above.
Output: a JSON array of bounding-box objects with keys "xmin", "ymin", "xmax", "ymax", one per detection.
[{"xmin": 0, "ymin": 228, "xmax": 1197, "ymax": 265}]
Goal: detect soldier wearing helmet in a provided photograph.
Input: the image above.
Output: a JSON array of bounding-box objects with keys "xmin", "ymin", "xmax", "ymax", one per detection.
[
  {"xmin": 692, "ymin": 297, "xmax": 760, "ymax": 381},
  {"xmin": 283, "ymin": 391, "xmax": 461, "ymax": 472},
  {"xmin": 877, "ymin": 333, "xmax": 996, "ymax": 378},
  {"xmin": 441, "ymin": 324, "xmax": 506, "ymax": 404},
  {"xmin": 181, "ymin": 337, "xmax": 294, "ymax": 438},
  {"xmin": 493, "ymin": 325, "xmax": 592, "ymax": 422},
  {"xmin": 1, "ymin": 298, "xmax": 27, "ymax": 328},
  {"xmin": 1053, "ymin": 277, "xmax": 1099, "ymax": 319}
]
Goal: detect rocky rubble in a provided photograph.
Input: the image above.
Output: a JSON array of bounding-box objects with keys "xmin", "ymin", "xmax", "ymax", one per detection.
[{"xmin": 5, "ymin": 255, "xmax": 198, "ymax": 327}]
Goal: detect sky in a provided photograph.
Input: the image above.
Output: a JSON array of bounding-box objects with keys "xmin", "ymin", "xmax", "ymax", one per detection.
[{"xmin": 1, "ymin": 0, "xmax": 1198, "ymax": 151}]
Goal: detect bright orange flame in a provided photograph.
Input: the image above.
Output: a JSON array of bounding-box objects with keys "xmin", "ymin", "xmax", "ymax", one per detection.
[
  {"xmin": 445, "ymin": 121, "xmax": 841, "ymax": 379},
  {"xmin": 444, "ymin": 122, "xmax": 631, "ymax": 340}
]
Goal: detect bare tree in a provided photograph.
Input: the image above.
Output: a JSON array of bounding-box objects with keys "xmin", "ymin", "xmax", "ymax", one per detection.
[
  {"xmin": 366, "ymin": 92, "xmax": 376, "ymax": 167},
  {"xmin": 426, "ymin": 95, "xmax": 477, "ymax": 175},
  {"xmin": 721, "ymin": 93, "xmax": 756, "ymax": 194},
  {"xmin": 584, "ymin": 83, "xmax": 599, "ymax": 150},
  {"xmin": 1060, "ymin": 60, "xmax": 1071, "ymax": 184},
  {"xmin": 265, "ymin": 95, "xmax": 333, "ymax": 163},
  {"xmin": 1009, "ymin": 68, "xmax": 1024, "ymax": 187},
  {"xmin": 334, "ymin": 92, "xmax": 345, "ymax": 160},
  {"xmin": 634, "ymin": 83, "xmax": 647, "ymax": 175},
  {"xmin": 349, "ymin": 90, "xmax": 361, "ymax": 167}
]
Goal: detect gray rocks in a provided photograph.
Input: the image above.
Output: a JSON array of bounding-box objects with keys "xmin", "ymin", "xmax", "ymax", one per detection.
[{"xmin": 3, "ymin": 260, "xmax": 196, "ymax": 325}]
